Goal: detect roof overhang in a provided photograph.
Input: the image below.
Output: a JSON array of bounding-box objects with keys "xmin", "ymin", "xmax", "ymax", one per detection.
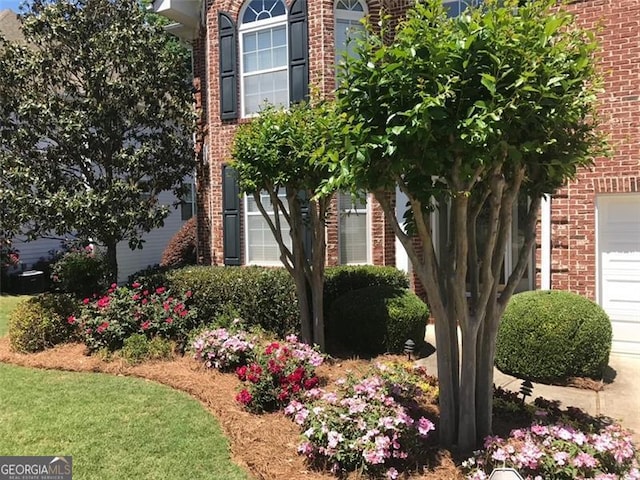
[{"xmin": 152, "ymin": 0, "xmax": 201, "ymax": 41}]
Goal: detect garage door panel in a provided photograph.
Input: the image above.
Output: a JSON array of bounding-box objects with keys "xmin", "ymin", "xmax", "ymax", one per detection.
[{"xmin": 598, "ymin": 194, "xmax": 640, "ymax": 356}]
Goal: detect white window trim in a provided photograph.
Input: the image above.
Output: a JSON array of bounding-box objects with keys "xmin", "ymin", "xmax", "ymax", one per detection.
[
  {"xmin": 243, "ymin": 192, "xmax": 290, "ymax": 267},
  {"xmin": 334, "ymin": 0, "xmax": 367, "ymax": 72},
  {"xmin": 239, "ymin": 5, "xmax": 289, "ymax": 118},
  {"xmin": 338, "ymin": 192, "xmax": 371, "ymax": 265}
]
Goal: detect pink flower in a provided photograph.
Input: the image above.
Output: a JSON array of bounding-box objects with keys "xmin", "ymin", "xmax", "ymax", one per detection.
[
  {"xmin": 141, "ymin": 320, "xmax": 151, "ymax": 330},
  {"xmin": 132, "ymin": 282, "xmax": 141, "ymax": 289},
  {"xmin": 185, "ymin": 290, "xmax": 192, "ymax": 298},
  {"xmin": 110, "ymin": 283, "xmax": 117, "ymax": 289},
  {"xmin": 82, "ymin": 298, "xmax": 90, "ymax": 305},
  {"xmin": 417, "ymin": 417, "xmax": 435, "ymax": 437},
  {"xmin": 67, "ymin": 316, "xmax": 76, "ymax": 325},
  {"xmin": 165, "ymin": 317, "xmax": 173, "ymax": 324},
  {"xmin": 156, "ymin": 287, "xmax": 166, "ymax": 294},
  {"xmin": 386, "ymin": 467, "xmax": 399, "ymax": 480}
]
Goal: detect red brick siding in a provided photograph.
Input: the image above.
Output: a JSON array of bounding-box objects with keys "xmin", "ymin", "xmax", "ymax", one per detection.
[
  {"xmin": 538, "ymin": 0, "xmax": 640, "ymax": 300},
  {"xmin": 194, "ymin": 0, "xmax": 400, "ymax": 268}
]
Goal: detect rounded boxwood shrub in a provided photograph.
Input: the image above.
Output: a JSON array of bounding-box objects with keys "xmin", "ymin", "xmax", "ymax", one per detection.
[
  {"xmin": 496, "ymin": 290, "xmax": 612, "ymax": 382},
  {"xmin": 327, "ymin": 286, "xmax": 428, "ymax": 356},
  {"xmin": 9, "ymin": 293, "xmax": 80, "ymax": 353}
]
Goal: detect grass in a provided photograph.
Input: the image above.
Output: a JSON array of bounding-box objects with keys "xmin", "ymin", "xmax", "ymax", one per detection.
[
  {"xmin": 0, "ymin": 294, "xmax": 31, "ymax": 336},
  {"xmin": 0, "ymin": 363, "xmax": 252, "ymax": 480}
]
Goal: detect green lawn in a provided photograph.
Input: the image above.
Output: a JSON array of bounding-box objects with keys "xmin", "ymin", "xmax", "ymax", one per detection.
[
  {"xmin": 0, "ymin": 294, "xmax": 30, "ymax": 336},
  {"xmin": 0, "ymin": 363, "xmax": 251, "ymax": 480}
]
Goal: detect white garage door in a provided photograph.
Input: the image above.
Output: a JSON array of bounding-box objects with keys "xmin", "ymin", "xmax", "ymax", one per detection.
[{"xmin": 598, "ymin": 194, "xmax": 640, "ymax": 355}]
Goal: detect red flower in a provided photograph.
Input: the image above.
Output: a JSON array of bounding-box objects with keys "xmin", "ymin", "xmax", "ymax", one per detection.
[
  {"xmin": 288, "ymin": 367, "xmax": 305, "ymax": 384},
  {"xmin": 165, "ymin": 317, "xmax": 173, "ymax": 324},
  {"xmin": 185, "ymin": 291, "xmax": 192, "ymax": 298},
  {"xmin": 132, "ymin": 282, "xmax": 141, "ymax": 289},
  {"xmin": 141, "ymin": 320, "xmax": 151, "ymax": 330},
  {"xmin": 236, "ymin": 389, "xmax": 253, "ymax": 405},
  {"xmin": 67, "ymin": 316, "xmax": 76, "ymax": 325},
  {"xmin": 110, "ymin": 283, "xmax": 117, "ymax": 289},
  {"xmin": 156, "ymin": 287, "xmax": 166, "ymax": 294},
  {"xmin": 303, "ymin": 377, "xmax": 319, "ymax": 390},
  {"xmin": 142, "ymin": 299, "xmax": 148, "ymax": 305},
  {"xmin": 163, "ymin": 302, "xmax": 170, "ymax": 312},
  {"xmin": 277, "ymin": 390, "xmax": 289, "ymax": 402},
  {"xmin": 132, "ymin": 294, "xmax": 140, "ymax": 301},
  {"xmin": 236, "ymin": 365, "xmax": 248, "ymax": 381},
  {"xmin": 267, "ymin": 359, "xmax": 282, "ymax": 375},
  {"xmin": 96, "ymin": 322, "xmax": 109, "ymax": 334},
  {"xmin": 82, "ymin": 298, "xmax": 90, "ymax": 305},
  {"xmin": 143, "ymin": 290, "xmax": 149, "ymax": 296},
  {"xmin": 247, "ymin": 364, "xmax": 263, "ymax": 383},
  {"xmin": 265, "ymin": 342, "xmax": 280, "ymax": 355}
]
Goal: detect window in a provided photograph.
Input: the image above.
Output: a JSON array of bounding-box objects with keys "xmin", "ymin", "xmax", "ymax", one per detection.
[
  {"xmin": 181, "ymin": 183, "xmax": 196, "ymax": 221},
  {"xmin": 442, "ymin": 0, "xmax": 481, "ymax": 17},
  {"xmin": 339, "ymin": 192, "xmax": 369, "ymax": 264},
  {"xmin": 245, "ymin": 190, "xmax": 291, "ymax": 265},
  {"xmin": 334, "ymin": 0, "xmax": 367, "ymax": 68},
  {"xmin": 239, "ymin": 0, "xmax": 289, "ymax": 117}
]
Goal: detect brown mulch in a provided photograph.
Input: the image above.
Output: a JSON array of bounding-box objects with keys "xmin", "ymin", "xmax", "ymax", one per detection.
[{"xmin": 0, "ymin": 338, "xmax": 463, "ymax": 480}]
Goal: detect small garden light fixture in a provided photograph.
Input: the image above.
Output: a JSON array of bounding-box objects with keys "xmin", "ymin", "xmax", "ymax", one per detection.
[
  {"xmin": 404, "ymin": 339, "xmax": 415, "ymax": 360},
  {"xmin": 519, "ymin": 379, "xmax": 533, "ymax": 403}
]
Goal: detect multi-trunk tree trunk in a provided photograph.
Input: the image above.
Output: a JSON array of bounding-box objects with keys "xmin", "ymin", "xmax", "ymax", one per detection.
[{"xmin": 374, "ymin": 165, "xmax": 541, "ymax": 452}]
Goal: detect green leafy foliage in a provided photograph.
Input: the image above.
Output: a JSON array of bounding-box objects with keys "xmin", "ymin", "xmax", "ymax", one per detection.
[
  {"xmin": 167, "ymin": 266, "xmax": 300, "ymax": 338},
  {"xmin": 51, "ymin": 247, "xmax": 109, "ymax": 298},
  {"xmin": 120, "ymin": 334, "xmax": 174, "ymax": 364},
  {"xmin": 0, "ymin": 0, "xmax": 195, "ymax": 280},
  {"xmin": 77, "ymin": 283, "xmax": 196, "ymax": 353},
  {"xmin": 9, "ymin": 293, "xmax": 79, "ymax": 352},
  {"xmin": 328, "ymin": 286, "xmax": 429, "ymax": 356},
  {"xmin": 496, "ymin": 290, "xmax": 612, "ymax": 382},
  {"xmin": 160, "ymin": 217, "xmax": 197, "ymax": 268},
  {"xmin": 231, "ymin": 101, "xmax": 340, "ymax": 349},
  {"xmin": 332, "ymin": 0, "xmax": 606, "ymax": 448},
  {"xmin": 324, "ymin": 265, "xmax": 410, "ymax": 311}
]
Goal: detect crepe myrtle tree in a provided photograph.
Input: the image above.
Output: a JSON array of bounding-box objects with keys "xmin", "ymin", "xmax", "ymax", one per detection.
[
  {"xmin": 231, "ymin": 102, "xmax": 338, "ymax": 350},
  {"xmin": 331, "ymin": 0, "xmax": 605, "ymax": 451},
  {"xmin": 0, "ymin": 0, "xmax": 195, "ymax": 282}
]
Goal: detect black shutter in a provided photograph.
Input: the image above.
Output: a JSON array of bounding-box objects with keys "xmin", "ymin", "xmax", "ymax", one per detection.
[
  {"xmin": 288, "ymin": 0, "xmax": 309, "ymax": 103},
  {"xmin": 222, "ymin": 165, "xmax": 241, "ymax": 265},
  {"xmin": 219, "ymin": 12, "xmax": 238, "ymax": 120}
]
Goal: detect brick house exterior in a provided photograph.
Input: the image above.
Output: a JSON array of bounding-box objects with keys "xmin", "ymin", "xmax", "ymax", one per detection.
[{"xmin": 155, "ymin": 0, "xmax": 639, "ymax": 354}]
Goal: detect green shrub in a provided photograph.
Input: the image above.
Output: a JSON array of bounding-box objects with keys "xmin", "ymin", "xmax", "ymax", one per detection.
[
  {"xmin": 495, "ymin": 290, "xmax": 612, "ymax": 382},
  {"xmin": 324, "ymin": 265, "xmax": 410, "ymax": 311},
  {"xmin": 78, "ymin": 284, "xmax": 196, "ymax": 353},
  {"xmin": 9, "ymin": 293, "xmax": 80, "ymax": 353},
  {"xmin": 327, "ymin": 286, "xmax": 428, "ymax": 356},
  {"xmin": 166, "ymin": 266, "xmax": 299, "ymax": 337},
  {"xmin": 160, "ymin": 217, "xmax": 197, "ymax": 268},
  {"xmin": 127, "ymin": 264, "xmax": 170, "ymax": 291},
  {"xmin": 51, "ymin": 248, "xmax": 109, "ymax": 298},
  {"xmin": 121, "ymin": 334, "xmax": 174, "ymax": 364}
]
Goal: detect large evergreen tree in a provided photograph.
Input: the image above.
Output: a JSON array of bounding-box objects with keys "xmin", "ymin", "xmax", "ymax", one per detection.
[{"xmin": 0, "ymin": 0, "xmax": 194, "ymax": 281}]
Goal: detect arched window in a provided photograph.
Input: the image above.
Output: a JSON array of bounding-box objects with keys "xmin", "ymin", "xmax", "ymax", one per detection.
[
  {"xmin": 239, "ymin": 0, "xmax": 288, "ymax": 117},
  {"xmin": 334, "ymin": 0, "xmax": 367, "ymax": 67}
]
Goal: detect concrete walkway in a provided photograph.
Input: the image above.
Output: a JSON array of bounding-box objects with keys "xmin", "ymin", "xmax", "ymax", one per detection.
[{"xmin": 417, "ymin": 325, "xmax": 640, "ymax": 441}]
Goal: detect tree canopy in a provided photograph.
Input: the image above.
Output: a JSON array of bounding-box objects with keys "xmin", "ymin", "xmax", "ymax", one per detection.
[
  {"xmin": 334, "ymin": 0, "xmax": 605, "ymax": 451},
  {"xmin": 231, "ymin": 102, "xmax": 338, "ymax": 350},
  {"xmin": 0, "ymin": 0, "xmax": 195, "ymax": 280}
]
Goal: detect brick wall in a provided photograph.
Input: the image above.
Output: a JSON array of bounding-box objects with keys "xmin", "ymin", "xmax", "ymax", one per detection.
[
  {"xmin": 539, "ymin": 0, "xmax": 640, "ymax": 300},
  {"xmin": 194, "ymin": 0, "xmax": 401, "ymax": 268}
]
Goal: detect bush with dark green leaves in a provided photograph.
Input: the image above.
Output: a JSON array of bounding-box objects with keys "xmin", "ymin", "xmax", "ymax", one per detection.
[
  {"xmin": 51, "ymin": 248, "xmax": 109, "ymax": 298},
  {"xmin": 127, "ymin": 264, "xmax": 170, "ymax": 291},
  {"xmin": 324, "ymin": 265, "xmax": 410, "ymax": 311},
  {"xmin": 167, "ymin": 266, "xmax": 299, "ymax": 337},
  {"xmin": 328, "ymin": 286, "xmax": 428, "ymax": 356},
  {"xmin": 9, "ymin": 293, "xmax": 80, "ymax": 353},
  {"xmin": 496, "ymin": 290, "xmax": 612, "ymax": 382}
]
